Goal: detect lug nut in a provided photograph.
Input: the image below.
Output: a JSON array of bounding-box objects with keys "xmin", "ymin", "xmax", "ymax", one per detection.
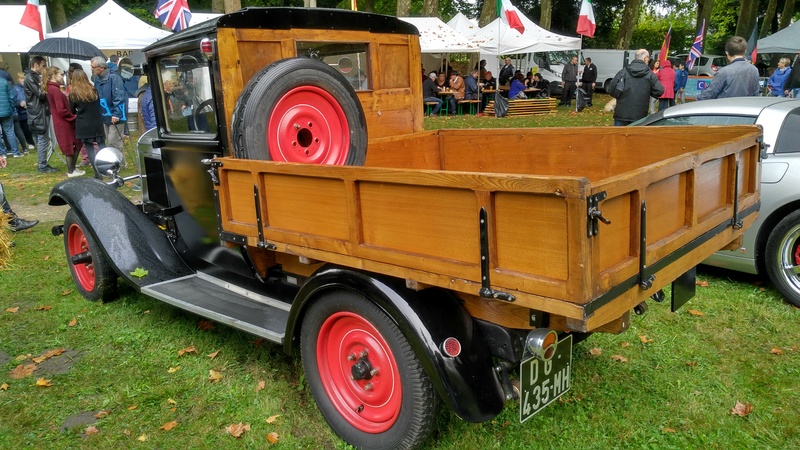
[{"xmin": 364, "ymin": 383, "xmax": 373, "ymax": 391}]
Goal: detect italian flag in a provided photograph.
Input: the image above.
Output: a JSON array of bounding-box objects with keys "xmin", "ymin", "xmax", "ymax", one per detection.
[
  {"xmin": 499, "ymin": 0, "xmax": 525, "ymax": 34},
  {"xmin": 19, "ymin": 0, "xmax": 43, "ymax": 41},
  {"xmin": 576, "ymin": 0, "xmax": 596, "ymax": 38}
]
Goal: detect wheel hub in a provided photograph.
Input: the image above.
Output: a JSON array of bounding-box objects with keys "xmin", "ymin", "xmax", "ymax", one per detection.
[{"xmin": 350, "ymin": 353, "xmax": 375, "ymax": 381}]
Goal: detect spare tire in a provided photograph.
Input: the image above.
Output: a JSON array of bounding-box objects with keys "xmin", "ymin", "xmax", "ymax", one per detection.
[{"xmin": 231, "ymin": 57, "xmax": 367, "ymax": 165}]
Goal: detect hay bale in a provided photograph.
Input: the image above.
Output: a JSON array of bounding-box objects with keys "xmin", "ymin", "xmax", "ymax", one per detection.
[{"xmin": 0, "ymin": 214, "xmax": 12, "ymax": 268}]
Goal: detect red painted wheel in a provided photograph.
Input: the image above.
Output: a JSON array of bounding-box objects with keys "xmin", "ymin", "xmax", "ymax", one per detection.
[
  {"xmin": 63, "ymin": 209, "xmax": 117, "ymax": 302},
  {"xmin": 316, "ymin": 311, "xmax": 402, "ymax": 433},
  {"xmin": 300, "ymin": 291, "xmax": 438, "ymax": 450},
  {"xmin": 231, "ymin": 58, "xmax": 367, "ymax": 165}
]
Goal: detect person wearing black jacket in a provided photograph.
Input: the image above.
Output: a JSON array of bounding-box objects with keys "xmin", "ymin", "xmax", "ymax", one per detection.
[
  {"xmin": 422, "ymin": 72, "xmax": 442, "ymax": 116},
  {"xmin": 580, "ymin": 57, "xmax": 598, "ymax": 107},
  {"xmin": 498, "ymin": 58, "xmax": 514, "ymax": 87},
  {"xmin": 607, "ymin": 49, "xmax": 665, "ymax": 126},
  {"xmin": 783, "ymin": 50, "xmax": 800, "ymax": 98},
  {"xmin": 559, "ymin": 56, "xmax": 579, "ymax": 107},
  {"xmin": 23, "ymin": 56, "xmax": 56, "ymax": 173}
]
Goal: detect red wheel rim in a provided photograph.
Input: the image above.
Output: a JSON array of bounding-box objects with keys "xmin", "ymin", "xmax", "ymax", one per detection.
[
  {"xmin": 267, "ymin": 86, "xmax": 351, "ymax": 165},
  {"xmin": 67, "ymin": 223, "xmax": 95, "ymax": 292},
  {"xmin": 317, "ymin": 311, "xmax": 402, "ymax": 433}
]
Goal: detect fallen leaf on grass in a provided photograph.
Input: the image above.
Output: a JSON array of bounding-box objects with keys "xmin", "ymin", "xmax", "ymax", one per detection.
[
  {"xmin": 60, "ymin": 289, "xmax": 73, "ymax": 296},
  {"xmin": 589, "ymin": 347, "xmax": 602, "ymax": 356},
  {"xmin": 731, "ymin": 401, "xmax": 753, "ymax": 417},
  {"xmin": 160, "ymin": 421, "xmax": 179, "ymax": 431},
  {"xmin": 252, "ymin": 338, "xmax": 265, "ymax": 347},
  {"xmin": 32, "ymin": 348, "xmax": 65, "ymax": 363},
  {"xmin": 43, "ymin": 255, "xmax": 50, "ymax": 261},
  {"xmin": 256, "ymin": 381, "xmax": 266, "ymax": 393},
  {"xmin": 68, "ymin": 318, "xmax": 78, "ymax": 327},
  {"xmin": 687, "ymin": 309, "xmax": 705, "ymax": 316},
  {"xmin": 226, "ymin": 423, "xmax": 250, "ymax": 438},
  {"xmin": 662, "ymin": 427, "xmax": 676, "ymax": 433},
  {"xmin": 611, "ymin": 355, "xmax": 628, "ymax": 363},
  {"xmin": 177, "ymin": 345, "xmax": 197, "ymax": 357},
  {"xmin": 35, "ymin": 305, "xmax": 52, "ymax": 311},
  {"xmin": 1, "ymin": 383, "xmax": 9, "ymax": 391},
  {"xmin": 638, "ymin": 335, "xmax": 653, "ymax": 344},
  {"xmin": 167, "ymin": 398, "xmax": 177, "ymax": 405},
  {"xmin": 198, "ymin": 320, "xmax": 214, "ymax": 331},
  {"xmin": 137, "ymin": 434, "xmax": 147, "ymax": 442},
  {"xmin": 686, "ymin": 361, "xmax": 698, "ymax": 367},
  {"xmin": 14, "ymin": 354, "xmax": 31, "ymax": 361},
  {"xmin": 130, "ymin": 268, "xmax": 149, "ymax": 278},
  {"xmin": 9, "ymin": 364, "xmax": 37, "ymax": 379},
  {"xmin": 167, "ymin": 366, "xmax": 180, "ymax": 373},
  {"xmin": 207, "ymin": 350, "xmax": 220, "ymax": 359},
  {"xmin": 770, "ymin": 347, "xmax": 783, "ymax": 355},
  {"xmin": 209, "ymin": 370, "xmax": 224, "ymax": 383},
  {"xmin": 35, "ymin": 378, "xmax": 53, "ymax": 387},
  {"xmin": 94, "ymin": 410, "xmax": 110, "ymax": 419},
  {"xmin": 265, "ymin": 414, "xmax": 280, "ymax": 424},
  {"xmin": 266, "ymin": 432, "xmax": 279, "ymax": 443},
  {"xmin": 5, "ymin": 307, "xmax": 19, "ymax": 313},
  {"xmin": 85, "ymin": 425, "xmax": 99, "ymax": 436},
  {"xmin": 127, "ymin": 405, "xmax": 138, "ymax": 411},
  {"xmin": 696, "ymin": 280, "xmax": 709, "ymax": 287},
  {"xmin": 620, "ymin": 342, "xmax": 631, "ymax": 347}
]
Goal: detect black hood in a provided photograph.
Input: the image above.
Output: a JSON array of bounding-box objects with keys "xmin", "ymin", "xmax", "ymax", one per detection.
[{"xmin": 626, "ymin": 60, "xmax": 652, "ymax": 78}]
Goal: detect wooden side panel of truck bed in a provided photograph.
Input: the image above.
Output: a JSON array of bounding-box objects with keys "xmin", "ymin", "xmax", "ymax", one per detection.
[{"xmin": 212, "ymin": 125, "xmax": 761, "ymax": 331}]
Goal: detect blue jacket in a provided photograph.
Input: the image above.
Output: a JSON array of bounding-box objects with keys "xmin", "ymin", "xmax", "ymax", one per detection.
[
  {"xmin": 768, "ymin": 67, "xmax": 792, "ymax": 94},
  {"xmin": 697, "ymin": 58, "xmax": 760, "ymax": 100},
  {"xmin": 508, "ymin": 79, "xmax": 527, "ymax": 99},
  {"xmin": 465, "ymin": 74, "xmax": 479, "ymax": 100},
  {"xmin": 674, "ymin": 68, "xmax": 688, "ymax": 90},
  {"xmin": 0, "ymin": 80, "xmax": 16, "ymax": 119},
  {"xmin": 140, "ymin": 86, "xmax": 156, "ymax": 130},
  {"xmin": 13, "ymin": 82, "xmax": 27, "ymax": 120},
  {"xmin": 93, "ymin": 69, "xmax": 127, "ymax": 124}
]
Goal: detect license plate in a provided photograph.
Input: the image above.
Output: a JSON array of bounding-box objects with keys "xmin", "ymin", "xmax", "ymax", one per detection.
[{"xmin": 520, "ymin": 334, "xmax": 573, "ymax": 422}]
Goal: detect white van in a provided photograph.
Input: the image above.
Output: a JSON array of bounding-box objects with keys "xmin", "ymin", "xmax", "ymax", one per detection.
[{"xmin": 580, "ymin": 49, "xmax": 636, "ymax": 92}]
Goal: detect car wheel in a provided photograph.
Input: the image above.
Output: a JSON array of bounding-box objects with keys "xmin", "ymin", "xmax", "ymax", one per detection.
[
  {"xmin": 300, "ymin": 290, "xmax": 438, "ymax": 450},
  {"xmin": 63, "ymin": 209, "xmax": 117, "ymax": 302},
  {"xmin": 765, "ymin": 209, "xmax": 800, "ymax": 307},
  {"xmin": 231, "ymin": 57, "xmax": 367, "ymax": 165}
]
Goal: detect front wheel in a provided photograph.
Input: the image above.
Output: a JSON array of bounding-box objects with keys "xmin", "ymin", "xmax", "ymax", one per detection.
[
  {"xmin": 765, "ymin": 210, "xmax": 800, "ymax": 307},
  {"xmin": 63, "ymin": 209, "xmax": 117, "ymax": 302},
  {"xmin": 300, "ymin": 291, "xmax": 438, "ymax": 450}
]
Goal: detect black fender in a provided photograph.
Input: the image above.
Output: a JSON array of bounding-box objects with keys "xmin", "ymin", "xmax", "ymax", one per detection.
[
  {"xmin": 285, "ymin": 265, "xmax": 505, "ymax": 422},
  {"xmin": 49, "ymin": 178, "xmax": 193, "ymax": 289}
]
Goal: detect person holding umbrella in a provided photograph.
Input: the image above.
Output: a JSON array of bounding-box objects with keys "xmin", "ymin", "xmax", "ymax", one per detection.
[{"xmin": 24, "ymin": 56, "xmax": 57, "ymax": 173}]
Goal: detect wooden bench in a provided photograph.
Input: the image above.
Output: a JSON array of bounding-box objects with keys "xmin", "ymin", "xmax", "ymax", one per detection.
[
  {"xmin": 424, "ymin": 101, "xmax": 441, "ymax": 116},
  {"xmin": 457, "ymin": 99, "xmax": 481, "ymax": 115},
  {"xmin": 483, "ymin": 97, "xmax": 557, "ymax": 116}
]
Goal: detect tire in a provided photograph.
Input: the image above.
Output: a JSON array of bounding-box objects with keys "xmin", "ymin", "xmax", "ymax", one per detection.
[
  {"xmin": 63, "ymin": 209, "xmax": 117, "ymax": 302},
  {"xmin": 231, "ymin": 58, "xmax": 367, "ymax": 165},
  {"xmin": 602, "ymin": 78, "xmax": 613, "ymax": 93},
  {"xmin": 765, "ymin": 210, "xmax": 800, "ymax": 307},
  {"xmin": 300, "ymin": 291, "xmax": 438, "ymax": 450}
]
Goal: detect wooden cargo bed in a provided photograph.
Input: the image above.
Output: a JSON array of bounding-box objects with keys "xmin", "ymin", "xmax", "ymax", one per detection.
[{"xmin": 212, "ymin": 125, "xmax": 761, "ymax": 332}]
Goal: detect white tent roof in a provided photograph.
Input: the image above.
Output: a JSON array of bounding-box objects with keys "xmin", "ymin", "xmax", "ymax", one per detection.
[
  {"xmin": 48, "ymin": 0, "xmax": 171, "ymax": 50},
  {"xmin": 0, "ymin": 5, "xmax": 51, "ymax": 53},
  {"xmin": 472, "ymin": 17, "xmax": 581, "ymax": 55},
  {"xmin": 190, "ymin": 13, "xmax": 223, "ymax": 27},
  {"xmin": 400, "ymin": 17, "xmax": 479, "ymax": 54},
  {"xmin": 758, "ymin": 21, "xmax": 800, "ymax": 54},
  {"xmin": 447, "ymin": 12, "xmax": 480, "ymax": 37}
]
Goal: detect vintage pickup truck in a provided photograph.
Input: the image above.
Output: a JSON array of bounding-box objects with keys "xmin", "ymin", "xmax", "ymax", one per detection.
[{"xmin": 48, "ymin": 8, "xmax": 762, "ymax": 450}]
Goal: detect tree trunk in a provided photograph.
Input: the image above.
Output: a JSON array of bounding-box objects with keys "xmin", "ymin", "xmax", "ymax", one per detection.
[
  {"xmin": 223, "ymin": 0, "xmax": 242, "ymax": 13},
  {"xmin": 540, "ymin": 0, "xmax": 552, "ymax": 30},
  {"xmin": 396, "ymin": 0, "xmax": 411, "ymax": 17},
  {"xmin": 478, "ymin": 0, "xmax": 496, "ymax": 27},
  {"xmin": 696, "ymin": 0, "xmax": 714, "ymax": 40},
  {"xmin": 760, "ymin": 0, "xmax": 778, "ymax": 38},
  {"xmin": 422, "ymin": 0, "xmax": 439, "ymax": 17},
  {"xmin": 779, "ymin": 0, "xmax": 796, "ymax": 30},
  {"xmin": 212, "ymin": 0, "xmax": 224, "ymax": 13},
  {"xmin": 614, "ymin": 0, "xmax": 644, "ymax": 49},
  {"xmin": 735, "ymin": 0, "xmax": 758, "ymax": 38},
  {"xmin": 50, "ymin": 0, "xmax": 67, "ymax": 30}
]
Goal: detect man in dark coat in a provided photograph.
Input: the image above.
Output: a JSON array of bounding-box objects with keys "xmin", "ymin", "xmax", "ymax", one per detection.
[
  {"xmin": 498, "ymin": 57, "xmax": 514, "ymax": 88},
  {"xmin": 23, "ymin": 56, "xmax": 57, "ymax": 173},
  {"xmin": 559, "ymin": 56, "xmax": 579, "ymax": 107},
  {"xmin": 579, "ymin": 57, "xmax": 598, "ymax": 107},
  {"xmin": 607, "ymin": 49, "xmax": 665, "ymax": 126}
]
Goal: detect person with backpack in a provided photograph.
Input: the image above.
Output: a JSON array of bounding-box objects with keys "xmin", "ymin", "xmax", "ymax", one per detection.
[{"xmin": 606, "ymin": 49, "xmax": 665, "ymax": 126}]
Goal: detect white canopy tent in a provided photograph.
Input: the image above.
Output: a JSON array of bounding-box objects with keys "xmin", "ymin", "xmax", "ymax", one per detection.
[
  {"xmin": 400, "ymin": 17, "xmax": 480, "ymax": 54},
  {"xmin": 0, "ymin": 4, "xmax": 51, "ymax": 80},
  {"xmin": 446, "ymin": 12, "xmax": 480, "ymax": 38},
  {"xmin": 757, "ymin": 21, "xmax": 800, "ymax": 54},
  {"xmin": 471, "ymin": 17, "xmax": 581, "ymax": 55}
]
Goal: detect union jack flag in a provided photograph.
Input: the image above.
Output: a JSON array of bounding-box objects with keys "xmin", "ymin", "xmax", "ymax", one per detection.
[
  {"xmin": 686, "ymin": 19, "xmax": 705, "ymax": 71},
  {"xmin": 155, "ymin": 0, "xmax": 192, "ymax": 32}
]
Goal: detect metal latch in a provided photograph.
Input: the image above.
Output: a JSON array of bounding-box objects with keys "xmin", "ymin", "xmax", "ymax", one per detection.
[
  {"xmin": 201, "ymin": 157, "xmax": 222, "ymax": 186},
  {"xmin": 587, "ymin": 191, "xmax": 611, "ymax": 237},
  {"xmin": 756, "ymin": 135, "xmax": 769, "ymax": 161}
]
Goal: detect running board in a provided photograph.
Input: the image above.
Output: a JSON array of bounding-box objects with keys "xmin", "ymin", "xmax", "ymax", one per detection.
[{"xmin": 140, "ymin": 272, "xmax": 290, "ymax": 344}]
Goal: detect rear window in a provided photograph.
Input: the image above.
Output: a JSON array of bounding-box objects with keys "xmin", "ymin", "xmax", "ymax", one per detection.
[
  {"xmin": 773, "ymin": 109, "xmax": 800, "ymax": 154},
  {"xmin": 644, "ymin": 115, "xmax": 757, "ymax": 126}
]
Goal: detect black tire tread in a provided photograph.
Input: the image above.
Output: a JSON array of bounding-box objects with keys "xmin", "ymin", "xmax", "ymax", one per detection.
[{"xmin": 764, "ymin": 209, "xmax": 800, "ymax": 307}]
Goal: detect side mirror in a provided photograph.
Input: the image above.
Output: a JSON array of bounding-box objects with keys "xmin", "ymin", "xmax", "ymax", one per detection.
[{"xmin": 94, "ymin": 147, "xmax": 124, "ymax": 179}]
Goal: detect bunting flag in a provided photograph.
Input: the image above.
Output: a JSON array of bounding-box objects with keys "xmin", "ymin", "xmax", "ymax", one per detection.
[
  {"xmin": 576, "ymin": 0, "xmax": 596, "ymax": 38},
  {"xmin": 19, "ymin": 0, "xmax": 44, "ymax": 41},
  {"xmin": 746, "ymin": 23, "xmax": 758, "ymax": 62},
  {"xmin": 155, "ymin": 0, "xmax": 192, "ymax": 32},
  {"xmin": 686, "ymin": 20, "xmax": 705, "ymax": 71},
  {"xmin": 498, "ymin": 0, "xmax": 525, "ymax": 34},
  {"xmin": 658, "ymin": 25, "xmax": 672, "ymax": 66}
]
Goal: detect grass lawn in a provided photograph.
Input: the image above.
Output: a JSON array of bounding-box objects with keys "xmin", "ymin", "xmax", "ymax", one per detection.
[{"xmin": 2, "ymin": 94, "xmax": 799, "ymax": 448}]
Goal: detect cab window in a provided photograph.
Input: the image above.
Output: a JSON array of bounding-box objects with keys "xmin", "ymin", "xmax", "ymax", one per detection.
[
  {"xmin": 296, "ymin": 41, "xmax": 370, "ymax": 91},
  {"xmin": 156, "ymin": 52, "xmax": 217, "ymax": 135},
  {"xmin": 646, "ymin": 115, "xmax": 757, "ymax": 126},
  {"xmin": 773, "ymin": 110, "xmax": 800, "ymax": 154}
]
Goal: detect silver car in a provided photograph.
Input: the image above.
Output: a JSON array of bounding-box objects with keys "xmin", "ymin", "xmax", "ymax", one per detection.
[{"xmin": 636, "ymin": 97, "xmax": 800, "ymax": 307}]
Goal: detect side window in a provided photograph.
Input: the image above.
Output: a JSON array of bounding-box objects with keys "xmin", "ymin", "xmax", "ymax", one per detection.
[
  {"xmin": 296, "ymin": 41, "xmax": 369, "ymax": 91},
  {"xmin": 650, "ymin": 115, "xmax": 757, "ymax": 126},
  {"xmin": 773, "ymin": 110, "xmax": 800, "ymax": 154},
  {"xmin": 157, "ymin": 52, "xmax": 217, "ymax": 135}
]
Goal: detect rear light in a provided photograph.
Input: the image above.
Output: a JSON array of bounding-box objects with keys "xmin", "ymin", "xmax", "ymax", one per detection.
[
  {"xmin": 525, "ymin": 329, "xmax": 559, "ymax": 360},
  {"xmin": 441, "ymin": 337, "xmax": 461, "ymax": 357},
  {"xmin": 201, "ymin": 38, "xmax": 216, "ymax": 61}
]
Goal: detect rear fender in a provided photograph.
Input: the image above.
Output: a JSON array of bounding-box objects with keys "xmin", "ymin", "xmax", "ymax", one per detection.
[
  {"xmin": 285, "ymin": 265, "xmax": 505, "ymax": 422},
  {"xmin": 49, "ymin": 178, "xmax": 193, "ymax": 289}
]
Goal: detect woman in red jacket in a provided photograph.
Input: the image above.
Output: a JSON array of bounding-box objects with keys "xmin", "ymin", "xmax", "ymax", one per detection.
[{"xmin": 43, "ymin": 66, "xmax": 84, "ymax": 177}]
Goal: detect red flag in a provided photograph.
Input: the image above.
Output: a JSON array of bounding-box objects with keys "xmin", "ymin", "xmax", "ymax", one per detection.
[
  {"xmin": 20, "ymin": 0, "xmax": 43, "ymax": 41},
  {"xmin": 499, "ymin": 0, "xmax": 525, "ymax": 34},
  {"xmin": 658, "ymin": 26, "xmax": 672, "ymax": 67},
  {"xmin": 576, "ymin": 0, "xmax": 596, "ymax": 38}
]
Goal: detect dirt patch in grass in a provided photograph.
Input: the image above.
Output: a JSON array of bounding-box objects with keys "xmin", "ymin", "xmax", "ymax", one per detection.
[
  {"xmin": 59, "ymin": 410, "xmax": 101, "ymax": 433},
  {"xmin": 0, "ymin": 350, "xmax": 9, "ymax": 366},
  {"xmin": 34, "ymin": 349, "xmax": 84, "ymax": 376}
]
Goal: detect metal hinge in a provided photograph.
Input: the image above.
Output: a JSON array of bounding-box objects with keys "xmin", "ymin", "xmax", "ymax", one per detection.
[
  {"xmin": 587, "ymin": 191, "xmax": 611, "ymax": 237},
  {"xmin": 478, "ymin": 207, "xmax": 515, "ymax": 302},
  {"xmin": 731, "ymin": 160, "xmax": 743, "ymax": 230}
]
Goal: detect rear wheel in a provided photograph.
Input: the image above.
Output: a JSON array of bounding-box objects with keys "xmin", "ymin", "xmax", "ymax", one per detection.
[
  {"xmin": 63, "ymin": 209, "xmax": 117, "ymax": 302},
  {"xmin": 300, "ymin": 291, "xmax": 438, "ymax": 450},
  {"xmin": 765, "ymin": 210, "xmax": 800, "ymax": 307}
]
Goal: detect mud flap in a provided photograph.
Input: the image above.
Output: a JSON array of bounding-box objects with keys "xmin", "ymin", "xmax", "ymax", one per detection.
[{"xmin": 671, "ymin": 267, "xmax": 696, "ymax": 312}]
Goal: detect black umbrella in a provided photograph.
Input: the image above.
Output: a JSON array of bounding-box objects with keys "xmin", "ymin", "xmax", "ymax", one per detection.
[{"xmin": 28, "ymin": 37, "xmax": 105, "ymax": 60}]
